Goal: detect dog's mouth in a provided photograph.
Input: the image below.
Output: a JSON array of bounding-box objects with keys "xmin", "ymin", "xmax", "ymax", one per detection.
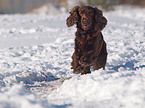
[
  {"xmin": 81, "ymin": 21, "xmax": 92, "ymax": 31},
  {"xmin": 82, "ymin": 24, "xmax": 90, "ymax": 31},
  {"xmin": 83, "ymin": 25, "xmax": 88, "ymax": 30}
]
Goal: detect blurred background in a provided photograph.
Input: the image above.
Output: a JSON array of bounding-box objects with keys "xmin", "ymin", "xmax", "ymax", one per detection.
[{"xmin": 0, "ymin": 0, "xmax": 145, "ymax": 14}]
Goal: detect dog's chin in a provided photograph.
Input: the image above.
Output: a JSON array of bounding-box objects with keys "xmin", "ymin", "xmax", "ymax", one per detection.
[{"xmin": 82, "ymin": 25, "xmax": 90, "ymax": 31}]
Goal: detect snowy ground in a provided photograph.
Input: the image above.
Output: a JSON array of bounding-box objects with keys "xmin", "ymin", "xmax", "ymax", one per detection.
[{"xmin": 0, "ymin": 8, "xmax": 145, "ymax": 108}]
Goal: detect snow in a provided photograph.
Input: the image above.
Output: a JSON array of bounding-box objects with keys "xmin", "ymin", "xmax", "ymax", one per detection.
[
  {"xmin": 31, "ymin": 3, "xmax": 66, "ymax": 15},
  {"xmin": 0, "ymin": 8, "xmax": 145, "ymax": 108}
]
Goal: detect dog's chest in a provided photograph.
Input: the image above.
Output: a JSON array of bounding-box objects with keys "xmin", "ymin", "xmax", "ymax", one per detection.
[{"xmin": 78, "ymin": 34, "xmax": 95, "ymax": 50}]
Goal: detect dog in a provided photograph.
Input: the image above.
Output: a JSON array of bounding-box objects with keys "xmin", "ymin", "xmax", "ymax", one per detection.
[{"xmin": 66, "ymin": 6, "xmax": 108, "ymax": 75}]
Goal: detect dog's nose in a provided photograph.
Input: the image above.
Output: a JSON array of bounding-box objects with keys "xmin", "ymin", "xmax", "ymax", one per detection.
[
  {"xmin": 83, "ymin": 18, "xmax": 87, "ymax": 21},
  {"xmin": 83, "ymin": 18, "xmax": 88, "ymax": 22},
  {"xmin": 82, "ymin": 18, "xmax": 89, "ymax": 24}
]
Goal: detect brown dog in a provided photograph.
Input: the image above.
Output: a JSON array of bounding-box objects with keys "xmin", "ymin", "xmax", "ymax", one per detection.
[{"xmin": 66, "ymin": 6, "xmax": 108, "ymax": 75}]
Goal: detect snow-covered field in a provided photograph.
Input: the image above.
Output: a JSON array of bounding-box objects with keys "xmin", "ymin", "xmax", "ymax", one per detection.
[{"xmin": 0, "ymin": 8, "xmax": 145, "ymax": 108}]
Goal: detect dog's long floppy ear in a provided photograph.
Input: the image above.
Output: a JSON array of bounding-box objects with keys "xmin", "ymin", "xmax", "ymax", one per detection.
[
  {"xmin": 94, "ymin": 7, "xmax": 107, "ymax": 31},
  {"xmin": 66, "ymin": 6, "xmax": 80, "ymax": 27}
]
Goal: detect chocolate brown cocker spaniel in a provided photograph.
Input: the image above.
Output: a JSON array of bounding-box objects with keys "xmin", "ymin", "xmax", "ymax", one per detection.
[{"xmin": 66, "ymin": 6, "xmax": 108, "ymax": 75}]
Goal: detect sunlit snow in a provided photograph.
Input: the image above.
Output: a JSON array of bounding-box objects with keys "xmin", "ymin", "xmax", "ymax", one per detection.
[{"xmin": 0, "ymin": 8, "xmax": 145, "ymax": 108}]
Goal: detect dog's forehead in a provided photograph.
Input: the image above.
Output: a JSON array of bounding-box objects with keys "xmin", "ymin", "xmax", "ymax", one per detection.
[{"xmin": 79, "ymin": 6, "xmax": 94, "ymax": 11}]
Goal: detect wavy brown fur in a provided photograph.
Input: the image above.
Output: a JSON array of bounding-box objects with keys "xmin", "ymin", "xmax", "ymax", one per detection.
[{"xmin": 66, "ymin": 6, "xmax": 108, "ymax": 75}]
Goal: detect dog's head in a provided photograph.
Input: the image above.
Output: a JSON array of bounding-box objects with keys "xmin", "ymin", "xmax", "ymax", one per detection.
[
  {"xmin": 66, "ymin": 6, "xmax": 107, "ymax": 31},
  {"xmin": 78, "ymin": 6, "xmax": 94, "ymax": 31}
]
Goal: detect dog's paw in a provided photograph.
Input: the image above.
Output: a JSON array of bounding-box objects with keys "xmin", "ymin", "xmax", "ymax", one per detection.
[{"xmin": 81, "ymin": 70, "xmax": 91, "ymax": 75}]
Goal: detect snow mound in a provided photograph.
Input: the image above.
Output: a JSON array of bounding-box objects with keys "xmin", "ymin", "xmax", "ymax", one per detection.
[{"xmin": 0, "ymin": 84, "xmax": 53, "ymax": 108}]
